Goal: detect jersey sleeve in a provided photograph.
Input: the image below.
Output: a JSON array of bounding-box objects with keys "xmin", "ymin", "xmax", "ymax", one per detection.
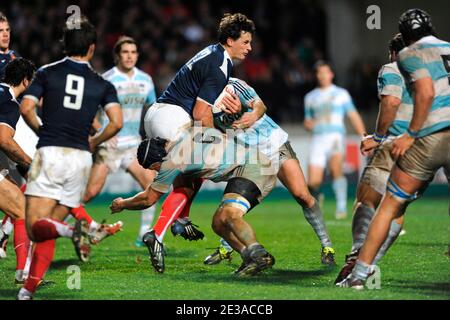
[
  {"xmin": 232, "ymin": 80, "xmax": 260, "ymax": 109},
  {"xmin": 23, "ymin": 68, "xmax": 46, "ymax": 103},
  {"xmin": 377, "ymin": 65, "xmax": 403, "ymax": 100},
  {"xmin": 150, "ymin": 164, "xmax": 181, "ymax": 194},
  {"xmin": 196, "ymin": 62, "xmax": 228, "ymax": 106},
  {"xmin": 0, "ymin": 101, "xmax": 20, "ymax": 131},
  {"xmin": 101, "ymin": 80, "xmax": 120, "ymax": 110},
  {"xmin": 340, "ymin": 90, "xmax": 356, "ymax": 114},
  {"xmin": 145, "ymin": 78, "xmax": 157, "ymax": 106},
  {"xmin": 398, "ymin": 48, "xmax": 431, "ymax": 82}
]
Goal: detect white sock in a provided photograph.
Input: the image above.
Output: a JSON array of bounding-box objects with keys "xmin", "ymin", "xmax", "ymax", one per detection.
[
  {"xmin": 89, "ymin": 220, "xmax": 100, "ymax": 234},
  {"xmin": 2, "ymin": 217, "xmax": 14, "ymax": 235},
  {"xmin": 139, "ymin": 206, "xmax": 155, "ymax": 238}
]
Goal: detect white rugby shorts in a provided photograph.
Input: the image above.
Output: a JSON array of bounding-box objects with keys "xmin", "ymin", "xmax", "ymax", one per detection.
[{"xmin": 25, "ymin": 146, "xmax": 92, "ymax": 208}]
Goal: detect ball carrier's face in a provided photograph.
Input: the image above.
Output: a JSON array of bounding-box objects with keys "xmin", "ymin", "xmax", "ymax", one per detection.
[{"xmin": 225, "ymin": 31, "xmax": 253, "ymax": 61}]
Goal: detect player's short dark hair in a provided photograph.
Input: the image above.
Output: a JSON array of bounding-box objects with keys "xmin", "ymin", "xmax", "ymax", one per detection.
[
  {"xmin": 62, "ymin": 15, "xmax": 97, "ymax": 57},
  {"xmin": 0, "ymin": 12, "xmax": 8, "ymax": 23},
  {"xmin": 217, "ymin": 13, "xmax": 255, "ymax": 44},
  {"xmin": 389, "ymin": 33, "xmax": 406, "ymax": 54},
  {"xmin": 113, "ymin": 36, "xmax": 138, "ymax": 63},
  {"xmin": 313, "ymin": 60, "xmax": 334, "ymax": 73},
  {"xmin": 3, "ymin": 58, "xmax": 35, "ymax": 86},
  {"xmin": 137, "ymin": 137, "xmax": 168, "ymax": 169}
]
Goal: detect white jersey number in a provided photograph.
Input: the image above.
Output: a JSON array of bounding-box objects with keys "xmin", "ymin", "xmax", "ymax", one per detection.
[{"xmin": 63, "ymin": 74, "xmax": 85, "ymax": 110}]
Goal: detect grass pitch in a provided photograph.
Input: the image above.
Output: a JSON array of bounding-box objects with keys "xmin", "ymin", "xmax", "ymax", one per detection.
[{"xmin": 0, "ymin": 195, "xmax": 449, "ymax": 300}]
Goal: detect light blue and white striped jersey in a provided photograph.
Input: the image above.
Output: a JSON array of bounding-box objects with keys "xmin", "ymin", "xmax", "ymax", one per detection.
[
  {"xmin": 228, "ymin": 78, "xmax": 288, "ymax": 158},
  {"xmin": 151, "ymin": 126, "xmax": 270, "ymax": 194},
  {"xmin": 100, "ymin": 67, "xmax": 156, "ymax": 149},
  {"xmin": 377, "ymin": 62, "xmax": 414, "ymax": 136},
  {"xmin": 397, "ymin": 35, "xmax": 450, "ymax": 137},
  {"xmin": 304, "ymin": 84, "xmax": 356, "ymax": 135}
]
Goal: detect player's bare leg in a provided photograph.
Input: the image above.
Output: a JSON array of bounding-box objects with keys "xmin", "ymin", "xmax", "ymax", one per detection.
[
  {"xmin": 307, "ymin": 164, "xmax": 325, "ymax": 202},
  {"xmin": 278, "ymin": 158, "xmax": 335, "ymax": 265},
  {"xmin": 329, "ymin": 152, "xmax": 348, "ymax": 219},
  {"xmin": 127, "ymin": 159, "xmax": 157, "ymax": 246},
  {"xmin": 339, "ymin": 166, "xmax": 424, "ymax": 288},
  {"xmin": 0, "ymin": 176, "xmax": 30, "ymax": 283},
  {"xmin": 211, "ymin": 193, "xmax": 274, "ymax": 276}
]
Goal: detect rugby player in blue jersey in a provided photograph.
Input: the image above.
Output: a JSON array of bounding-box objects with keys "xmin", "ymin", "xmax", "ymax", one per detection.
[
  {"xmin": 141, "ymin": 13, "xmax": 255, "ymax": 246},
  {"xmin": 17, "ymin": 16, "xmax": 123, "ymax": 300}
]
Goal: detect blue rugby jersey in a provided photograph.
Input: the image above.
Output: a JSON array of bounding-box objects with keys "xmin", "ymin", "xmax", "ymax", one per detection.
[
  {"xmin": 24, "ymin": 57, "xmax": 119, "ymax": 151},
  {"xmin": 157, "ymin": 44, "xmax": 232, "ymax": 116},
  {"xmin": 0, "ymin": 83, "xmax": 20, "ymax": 131},
  {"xmin": 0, "ymin": 50, "xmax": 19, "ymax": 80}
]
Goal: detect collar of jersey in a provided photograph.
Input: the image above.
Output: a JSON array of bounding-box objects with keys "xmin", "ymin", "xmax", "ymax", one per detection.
[
  {"xmin": 66, "ymin": 57, "xmax": 92, "ymax": 68},
  {"xmin": 219, "ymin": 44, "xmax": 233, "ymax": 66},
  {"xmin": 113, "ymin": 66, "xmax": 137, "ymax": 79}
]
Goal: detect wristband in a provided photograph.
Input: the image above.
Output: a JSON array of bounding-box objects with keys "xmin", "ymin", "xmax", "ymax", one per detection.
[
  {"xmin": 406, "ymin": 128, "xmax": 419, "ymax": 138},
  {"xmin": 373, "ymin": 132, "xmax": 386, "ymax": 144}
]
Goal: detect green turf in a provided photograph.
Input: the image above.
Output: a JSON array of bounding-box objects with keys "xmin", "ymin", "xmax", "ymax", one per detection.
[{"xmin": 0, "ymin": 196, "xmax": 449, "ymax": 300}]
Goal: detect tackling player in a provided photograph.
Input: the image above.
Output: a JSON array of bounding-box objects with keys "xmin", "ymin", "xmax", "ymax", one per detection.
[
  {"xmin": 339, "ymin": 8, "xmax": 450, "ymax": 289},
  {"xmin": 203, "ymin": 78, "xmax": 336, "ymax": 266},
  {"xmin": 71, "ymin": 36, "xmax": 157, "ymax": 247},
  {"xmin": 335, "ymin": 34, "xmax": 409, "ymax": 283},
  {"xmin": 0, "ymin": 58, "xmax": 35, "ymax": 283},
  {"xmin": 17, "ymin": 16, "xmax": 123, "ymax": 300},
  {"xmin": 304, "ymin": 61, "xmax": 366, "ymax": 219},
  {"xmin": 110, "ymin": 127, "xmax": 277, "ymax": 276},
  {"xmin": 141, "ymin": 13, "xmax": 254, "ymax": 244}
]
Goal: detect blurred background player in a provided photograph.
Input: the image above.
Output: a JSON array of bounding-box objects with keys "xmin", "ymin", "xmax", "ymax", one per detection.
[
  {"xmin": 304, "ymin": 61, "xmax": 366, "ymax": 219},
  {"xmin": 203, "ymin": 77, "xmax": 336, "ymax": 266},
  {"xmin": 17, "ymin": 16, "xmax": 123, "ymax": 300},
  {"xmin": 335, "ymin": 33, "xmax": 409, "ymax": 284},
  {"xmin": 0, "ymin": 58, "xmax": 35, "ymax": 283},
  {"xmin": 71, "ymin": 36, "xmax": 157, "ymax": 247},
  {"xmin": 141, "ymin": 13, "xmax": 253, "ymax": 245},
  {"xmin": 339, "ymin": 8, "xmax": 450, "ymax": 289},
  {"xmin": 110, "ymin": 129, "xmax": 277, "ymax": 276},
  {"xmin": 0, "ymin": 12, "xmax": 19, "ymax": 78}
]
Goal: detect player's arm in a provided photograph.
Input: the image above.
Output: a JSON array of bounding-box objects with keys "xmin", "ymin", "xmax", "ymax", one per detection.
[
  {"xmin": 110, "ymin": 186, "xmax": 164, "ymax": 213},
  {"xmin": 361, "ymin": 94, "xmax": 401, "ymax": 155},
  {"xmin": 232, "ymin": 98, "xmax": 266, "ymax": 129},
  {"xmin": 392, "ymin": 50, "xmax": 434, "ymax": 158},
  {"xmin": 303, "ymin": 97, "xmax": 314, "ymax": 131},
  {"xmin": 347, "ymin": 111, "xmax": 366, "ymax": 136},
  {"xmin": 20, "ymin": 98, "xmax": 41, "ymax": 135},
  {"xmin": 0, "ymin": 125, "xmax": 32, "ymax": 167},
  {"xmin": 89, "ymin": 104, "xmax": 123, "ymax": 151},
  {"xmin": 193, "ymin": 98, "xmax": 214, "ymax": 128}
]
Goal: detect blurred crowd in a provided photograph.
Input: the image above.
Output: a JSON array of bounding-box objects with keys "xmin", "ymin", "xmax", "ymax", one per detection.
[{"xmin": 3, "ymin": 0, "xmax": 379, "ymax": 124}]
